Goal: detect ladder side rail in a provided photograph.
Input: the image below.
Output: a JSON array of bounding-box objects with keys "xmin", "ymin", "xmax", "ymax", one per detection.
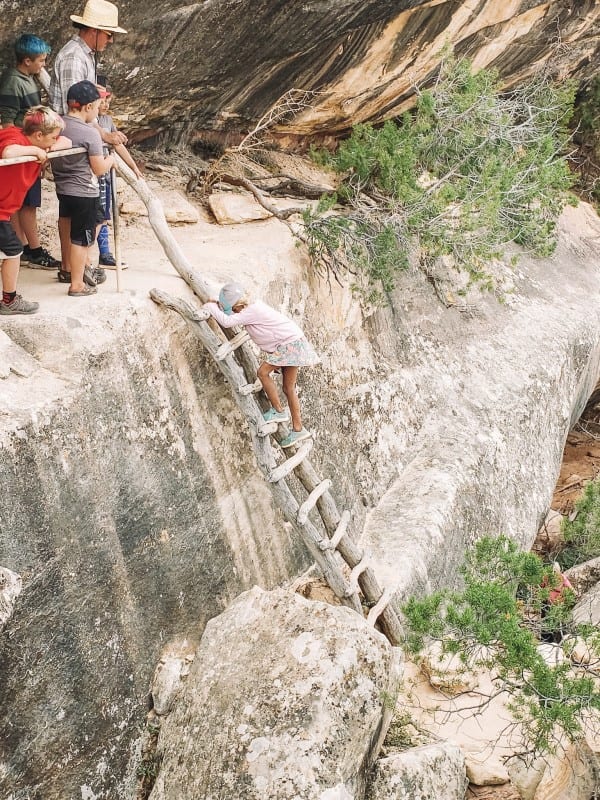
[
  {"xmin": 295, "ymin": 460, "xmax": 404, "ymax": 645},
  {"xmin": 269, "ymin": 480, "xmax": 362, "ymax": 614}
]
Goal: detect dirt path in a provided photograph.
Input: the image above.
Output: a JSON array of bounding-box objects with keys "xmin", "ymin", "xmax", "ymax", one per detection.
[{"xmin": 552, "ymin": 387, "xmax": 600, "ymax": 514}]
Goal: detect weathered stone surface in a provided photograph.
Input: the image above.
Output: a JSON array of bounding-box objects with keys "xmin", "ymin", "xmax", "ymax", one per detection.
[
  {"xmin": 0, "ymin": 300, "xmax": 311, "ymax": 800},
  {"xmin": 208, "ymin": 192, "xmax": 273, "ymax": 225},
  {"xmin": 532, "ymin": 739, "xmax": 598, "ymax": 800},
  {"xmin": 467, "ymin": 785, "xmax": 521, "ymax": 800},
  {"xmin": 506, "ymin": 755, "xmax": 546, "ymax": 800},
  {"xmin": 0, "ymin": 187, "xmax": 600, "ymax": 798},
  {"xmin": 0, "ymin": 567, "xmax": 22, "ymax": 629},
  {"xmin": 532, "ymin": 509, "xmax": 564, "ymax": 555},
  {"xmin": 0, "ymin": 329, "xmax": 39, "ymax": 379},
  {"xmin": 537, "ymin": 643, "xmax": 567, "ymax": 667},
  {"xmin": 565, "ymin": 555, "xmax": 600, "ymax": 596},
  {"xmin": 120, "ymin": 187, "xmax": 199, "ymax": 224},
  {"xmin": 465, "ymin": 754, "xmax": 510, "ymax": 786},
  {"xmin": 1, "ymin": 2, "xmax": 599, "ymax": 145},
  {"xmin": 365, "ymin": 742, "xmax": 467, "ymax": 800},
  {"xmin": 150, "ymin": 641, "xmax": 195, "ymax": 716},
  {"xmin": 419, "ymin": 641, "xmax": 479, "ymax": 695},
  {"xmin": 573, "ymin": 582, "xmax": 600, "ymax": 627},
  {"xmin": 364, "ymin": 204, "xmax": 600, "ymax": 602},
  {"xmin": 149, "ymin": 586, "xmax": 401, "ymax": 800}
]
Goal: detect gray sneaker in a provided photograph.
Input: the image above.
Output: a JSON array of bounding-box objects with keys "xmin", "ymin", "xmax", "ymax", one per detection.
[
  {"xmin": 0, "ymin": 294, "xmax": 39, "ymax": 315},
  {"xmin": 93, "ymin": 267, "xmax": 107, "ymax": 285}
]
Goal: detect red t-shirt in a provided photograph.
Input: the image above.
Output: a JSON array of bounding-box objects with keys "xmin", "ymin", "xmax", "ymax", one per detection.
[{"xmin": 0, "ymin": 126, "xmax": 42, "ymax": 221}]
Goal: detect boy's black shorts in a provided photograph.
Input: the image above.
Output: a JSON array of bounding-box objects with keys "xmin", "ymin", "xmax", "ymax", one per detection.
[
  {"xmin": 22, "ymin": 176, "xmax": 42, "ymax": 208},
  {"xmin": 0, "ymin": 220, "xmax": 24, "ymax": 260},
  {"xmin": 57, "ymin": 194, "xmax": 103, "ymax": 247}
]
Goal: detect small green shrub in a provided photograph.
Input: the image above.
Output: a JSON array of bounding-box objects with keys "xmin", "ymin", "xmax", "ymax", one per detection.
[
  {"xmin": 560, "ymin": 478, "xmax": 600, "ymax": 568},
  {"xmin": 306, "ymin": 56, "xmax": 575, "ymax": 301},
  {"xmin": 402, "ymin": 536, "xmax": 597, "ymax": 757}
]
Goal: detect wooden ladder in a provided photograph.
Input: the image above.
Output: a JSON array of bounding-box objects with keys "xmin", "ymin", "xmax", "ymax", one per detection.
[{"xmin": 150, "ymin": 289, "xmax": 403, "ymax": 645}]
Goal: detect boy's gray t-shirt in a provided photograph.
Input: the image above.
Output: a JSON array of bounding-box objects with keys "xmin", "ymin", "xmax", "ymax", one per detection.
[{"xmin": 52, "ymin": 116, "xmax": 104, "ymax": 197}]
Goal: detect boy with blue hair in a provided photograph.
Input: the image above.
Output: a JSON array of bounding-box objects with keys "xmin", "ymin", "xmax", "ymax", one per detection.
[{"xmin": 0, "ymin": 34, "xmax": 62, "ymax": 270}]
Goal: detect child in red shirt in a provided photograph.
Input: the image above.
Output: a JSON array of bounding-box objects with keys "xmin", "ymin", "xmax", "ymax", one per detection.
[{"xmin": 0, "ymin": 106, "xmax": 67, "ymax": 314}]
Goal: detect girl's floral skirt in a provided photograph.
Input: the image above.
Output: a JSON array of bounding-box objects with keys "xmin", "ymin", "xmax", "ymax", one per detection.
[{"xmin": 261, "ymin": 337, "xmax": 320, "ymax": 368}]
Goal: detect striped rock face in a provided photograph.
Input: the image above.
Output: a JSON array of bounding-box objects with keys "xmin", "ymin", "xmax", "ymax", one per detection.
[{"xmin": 0, "ymin": 1, "xmax": 599, "ymax": 145}]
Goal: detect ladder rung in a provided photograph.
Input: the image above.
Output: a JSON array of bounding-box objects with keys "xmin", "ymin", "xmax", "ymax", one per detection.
[
  {"xmin": 268, "ymin": 440, "xmax": 313, "ymax": 482},
  {"xmin": 238, "ymin": 378, "xmax": 262, "ymax": 396},
  {"xmin": 367, "ymin": 586, "xmax": 396, "ymax": 627},
  {"xmin": 297, "ymin": 479, "xmax": 332, "ymax": 525},
  {"xmin": 319, "ymin": 510, "xmax": 350, "ymax": 550},
  {"xmin": 216, "ymin": 330, "xmax": 250, "ymax": 360},
  {"xmin": 257, "ymin": 420, "xmax": 278, "ymax": 437},
  {"xmin": 344, "ymin": 553, "xmax": 370, "ymax": 597}
]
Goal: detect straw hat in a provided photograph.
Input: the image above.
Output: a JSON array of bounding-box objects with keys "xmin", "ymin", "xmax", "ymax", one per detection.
[{"xmin": 70, "ymin": 0, "xmax": 127, "ymax": 34}]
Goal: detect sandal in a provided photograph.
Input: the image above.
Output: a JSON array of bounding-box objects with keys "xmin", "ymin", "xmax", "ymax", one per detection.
[
  {"xmin": 58, "ymin": 269, "xmax": 71, "ymax": 283},
  {"xmin": 68, "ymin": 285, "xmax": 98, "ymax": 297}
]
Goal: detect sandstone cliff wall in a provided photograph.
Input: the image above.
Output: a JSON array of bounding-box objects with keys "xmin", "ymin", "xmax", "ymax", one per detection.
[
  {"xmin": 0, "ymin": 0, "xmax": 598, "ymax": 145},
  {"xmin": 0, "ymin": 201, "xmax": 599, "ymax": 797}
]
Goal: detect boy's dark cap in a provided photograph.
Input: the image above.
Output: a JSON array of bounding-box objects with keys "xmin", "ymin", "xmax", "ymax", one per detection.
[{"xmin": 67, "ymin": 80, "xmax": 100, "ymax": 106}]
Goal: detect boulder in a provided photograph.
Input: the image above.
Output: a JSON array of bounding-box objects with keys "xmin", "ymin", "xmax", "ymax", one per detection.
[
  {"xmin": 572, "ymin": 583, "xmax": 600, "ymax": 627},
  {"xmin": 467, "ymin": 786, "xmax": 521, "ymax": 799},
  {"xmin": 120, "ymin": 187, "xmax": 200, "ymax": 224},
  {"xmin": 366, "ymin": 742, "xmax": 467, "ymax": 800},
  {"xmin": 150, "ymin": 642, "xmax": 195, "ymax": 716},
  {"xmin": 465, "ymin": 754, "xmax": 510, "ymax": 786},
  {"xmin": 149, "ymin": 586, "xmax": 401, "ymax": 799},
  {"xmin": 419, "ymin": 641, "xmax": 480, "ymax": 695},
  {"xmin": 532, "ymin": 509, "xmax": 564, "ymax": 554},
  {"xmin": 208, "ymin": 192, "xmax": 273, "ymax": 224},
  {"xmin": 564, "ymin": 556, "xmax": 600, "ymax": 596},
  {"xmin": 537, "ymin": 643, "xmax": 567, "ymax": 667},
  {"xmin": 532, "ymin": 739, "xmax": 598, "ymax": 800},
  {"xmin": 506, "ymin": 755, "xmax": 547, "ymax": 800}
]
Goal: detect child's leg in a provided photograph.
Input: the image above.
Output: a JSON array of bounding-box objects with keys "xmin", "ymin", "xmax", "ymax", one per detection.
[
  {"xmin": 17, "ymin": 205, "xmax": 40, "ymax": 249},
  {"xmin": 97, "ymin": 221, "xmax": 111, "ymax": 255},
  {"xmin": 257, "ymin": 362, "xmax": 284, "ymax": 412},
  {"xmin": 282, "ymin": 366, "xmax": 302, "ymax": 431},
  {"xmin": 58, "ymin": 217, "xmax": 72, "ymax": 271},
  {"xmin": 1, "ymin": 256, "xmax": 20, "ymax": 294},
  {"xmin": 69, "ymin": 243, "xmax": 88, "ymax": 292}
]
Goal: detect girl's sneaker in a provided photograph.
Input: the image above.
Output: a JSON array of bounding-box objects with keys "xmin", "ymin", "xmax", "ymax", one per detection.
[
  {"xmin": 0, "ymin": 294, "xmax": 39, "ymax": 315},
  {"xmin": 263, "ymin": 407, "xmax": 290, "ymax": 424},
  {"xmin": 280, "ymin": 428, "xmax": 311, "ymax": 449}
]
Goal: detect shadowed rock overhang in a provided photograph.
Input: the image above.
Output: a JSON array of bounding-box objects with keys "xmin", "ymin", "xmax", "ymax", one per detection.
[{"xmin": 0, "ymin": 0, "xmax": 599, "ymax": 145}]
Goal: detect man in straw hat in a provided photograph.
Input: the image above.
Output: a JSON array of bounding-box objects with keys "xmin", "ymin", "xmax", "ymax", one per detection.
[{"xmin": 49, "ymin": 0, "xmax": 127, "ymax": 150}]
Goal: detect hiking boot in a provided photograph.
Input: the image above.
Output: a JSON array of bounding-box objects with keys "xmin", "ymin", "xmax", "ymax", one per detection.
[
  {"xmin": 0, "ymin": 294, "xmax": 39, "ymax": 315},
  {"xmin": 279, "ymin": 428, "xmax": 312, "ymax": 449},
  {"xmin": 99, "ymin": 252, "xmax": 116, "ymax": 266},
  {"xmin": 263, "ymin": 407, "xmax": 290, "ymax": 424},
  {"xmin": 23, "ymin": 247, "xmax": 61, "ymax": 270}
]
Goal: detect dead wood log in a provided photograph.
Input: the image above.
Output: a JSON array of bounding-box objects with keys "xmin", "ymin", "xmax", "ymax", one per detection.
[
  {"xmin": 250, "ymin": 174, "xmax": 333, "ymax": 200},
  {"xmin": 217, "ymin": 174, "xmax": 306, "ymax": 220}
]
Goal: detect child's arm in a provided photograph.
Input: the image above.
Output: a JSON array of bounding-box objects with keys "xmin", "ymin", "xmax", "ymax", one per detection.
[
  {"xmin": 50, "ymin": 136, "xmax": 72, "ymax": 150},
  {"xmin": 89, "ymin": 152, "xmax": 116, "ymax": 177},
  {"xmin": 1, "ymin": 143, "xmax": 48, "ymax": 163},
  {"xmin": 114, "ymin": 143, "xmax": 142, "ymax": 178},
  {"xmin": 203, "ymin": 302, "xmax": 248, "ymax": 328}
]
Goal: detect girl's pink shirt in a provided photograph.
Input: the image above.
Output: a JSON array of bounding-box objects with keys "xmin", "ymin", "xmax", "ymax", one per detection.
[{"xmin": 204, "ymin": 300, "xmax": 304, "ymax": 353}]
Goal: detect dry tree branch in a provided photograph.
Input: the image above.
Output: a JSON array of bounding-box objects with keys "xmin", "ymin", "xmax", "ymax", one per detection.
[{"xmin": 232, "ymin": 88, "xmax": 323, "ymax": 152}]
